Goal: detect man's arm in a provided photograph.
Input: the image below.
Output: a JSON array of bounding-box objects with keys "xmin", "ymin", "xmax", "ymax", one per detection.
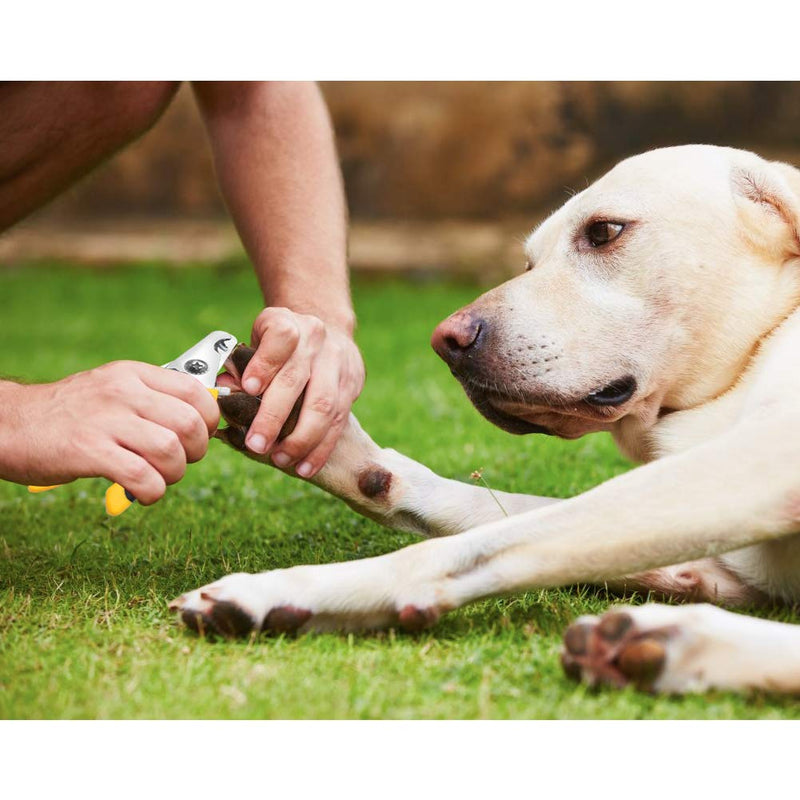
[{"xmin": 193, "ymin": 82, "xmax": 364, "ymax": 479}]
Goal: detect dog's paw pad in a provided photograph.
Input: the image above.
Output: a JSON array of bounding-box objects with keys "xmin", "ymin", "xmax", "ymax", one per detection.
[
  {"xmin": 262, "ymin": 605, "xmax": 313, "ymax": 634},
  {"xmin": 561, "ymin": 610, "xmax": 670, "ymax": 691},
  {"xmin": 397, "ymin": 604, "xmax": 439, "ymax": 632},
  {"xmin": 170, "ymin": 584, "xmax": 260, "ymax": 639},
  {"xmin": 177, "ymin": 598, "xmax": 257, "ymax": 639},
  {"xmin": 207, "ymin": 599, "xmax": 259, "ymax": 637},
  {"xmin": 617, "ymin": 638, "xmax": 667, "ymax": 685}
]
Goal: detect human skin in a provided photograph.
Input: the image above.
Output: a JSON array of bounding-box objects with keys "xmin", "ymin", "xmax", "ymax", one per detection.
[
  {"xmin": 0, "ymin": 81, "xmax": 362, "ymax": 496},
  {"xmin": 193, "ymin": 83, "xmax": 364, "ymax": 478}
]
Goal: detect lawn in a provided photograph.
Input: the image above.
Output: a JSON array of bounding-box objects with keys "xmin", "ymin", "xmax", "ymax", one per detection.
[{"xmin": 2, "ymin": 260, "xmax": 799, "ymax": 719}]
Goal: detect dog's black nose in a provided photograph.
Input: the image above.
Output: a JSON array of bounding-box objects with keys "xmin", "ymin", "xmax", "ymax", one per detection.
[{"xmin": 431, "ymin": 311, "xmax": 485, "ymax": 366}]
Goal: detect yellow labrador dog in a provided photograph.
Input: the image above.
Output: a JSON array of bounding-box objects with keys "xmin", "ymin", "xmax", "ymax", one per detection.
[{"xmin": 171, "ymin": 145, "xmax": 800, "ymax": 695}]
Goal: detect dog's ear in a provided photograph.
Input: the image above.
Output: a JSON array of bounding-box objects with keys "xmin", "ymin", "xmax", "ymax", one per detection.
[{"xmin": 732, "ymin": 160, "xmax": 800, "ymax": 258}]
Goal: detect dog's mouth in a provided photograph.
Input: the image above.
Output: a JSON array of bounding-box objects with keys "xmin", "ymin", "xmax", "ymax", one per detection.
[
  {"xmin": 583, "ymin": 376, "xmax": 637, "ymax": 407},
  {"xmin": 477, "ymin": 397, "xmax": 555, "ymax": 435},
  {"xmin": 459, "ymin": 374, "xmax": 638, "ymax": 437}
]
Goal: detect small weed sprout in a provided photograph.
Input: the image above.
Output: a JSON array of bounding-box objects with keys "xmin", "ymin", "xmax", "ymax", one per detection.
[{"xmin": 470, "ymin": 468, "xmax": 509, "ymax": 517}]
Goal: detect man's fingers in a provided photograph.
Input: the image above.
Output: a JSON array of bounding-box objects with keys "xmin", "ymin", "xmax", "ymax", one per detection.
[
  {"xmin": 132, "ymin": 391, "xmax": 211, "ymax": 464},
  {"xmin": 103, "ymin": 446, "xmax": 167, "ymax": 506},
  {"xmin": 269, "ymin": 367, "xmax": 341, "ymax": 473},
  {"xmin": 289, "ymin": 410, "xmax": 347, "ymax": 479},
  {"xmin": 243, "ymin": 310, "xmax": 302, "ymax": 395},
  {"xmin": 133, "ymin": 363, "xmax": 220, "ymax": 434},
  {"xmin": 245, "ymin": 357, "xmax": 309, "ymax": 454},
  {"xmin": 116, "ymin": 418, "xmax": 189, "ymax": 488}
]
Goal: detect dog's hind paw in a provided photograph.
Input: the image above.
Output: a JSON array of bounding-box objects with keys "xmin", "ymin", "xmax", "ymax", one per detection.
[
  {"xmin": 560, "ymin": 609, "xmax": 670, "ymax": 692},
  {"xmin": 558, "ymin": 602, "xmax": 775, "ymax": 694},
  {"xmin": 556, "ymin": 602, "xmax": 751, "ymax": 694}
]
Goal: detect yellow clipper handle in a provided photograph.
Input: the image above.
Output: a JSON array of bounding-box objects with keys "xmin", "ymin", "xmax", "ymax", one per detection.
[
  {"xmin": 105, "ymin": 483, "xmax": 136, "ymax": 516},
  {"xmin": 28, "ymin": 485, "xmax": 63, "ymax": 493}
]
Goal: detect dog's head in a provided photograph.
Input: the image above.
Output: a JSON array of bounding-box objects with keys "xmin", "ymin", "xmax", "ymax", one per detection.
[{"xmin": 432, "ymin": 145, "xmax": 800, "ymax": 440}]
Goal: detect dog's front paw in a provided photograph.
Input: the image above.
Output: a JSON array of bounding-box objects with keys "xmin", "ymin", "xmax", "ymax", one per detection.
[
  {"xmin": 169, "ymin": 572, "xmax": 313, "ymax": 638},
  {"xmin": 170, "ymin": 563, "xmax": 444, "ymax": 637}
]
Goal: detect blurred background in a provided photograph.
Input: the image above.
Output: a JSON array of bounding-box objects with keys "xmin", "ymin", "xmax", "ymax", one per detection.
[{"xmin": 2, "ymin": 81, "xmax": 800, "ymax": 280}]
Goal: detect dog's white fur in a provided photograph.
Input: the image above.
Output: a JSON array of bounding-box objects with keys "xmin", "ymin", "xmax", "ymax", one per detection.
[{"xmin": 172, "ymin": 145, "xmax": 800, "ymax": 695}]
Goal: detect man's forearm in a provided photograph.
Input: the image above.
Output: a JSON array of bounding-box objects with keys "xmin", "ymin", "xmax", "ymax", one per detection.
[
  {"xmin": 0, "ymin": 379, "xmax": 25, "ymax": 482},
  {"xmin": 193, "ymin": 82, "xmax": 354, "ymax": 333}
]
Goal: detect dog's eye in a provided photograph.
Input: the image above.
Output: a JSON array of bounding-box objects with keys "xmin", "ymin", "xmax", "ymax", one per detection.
[{"xmin": 586, "ymin": 221, "xmax": 624, "ymax": 247}]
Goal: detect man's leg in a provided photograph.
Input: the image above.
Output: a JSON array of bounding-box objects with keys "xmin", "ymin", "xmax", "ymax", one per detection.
[{"xmin": 0, "ymin": 81, "xmax": 180, "ymax": 231}]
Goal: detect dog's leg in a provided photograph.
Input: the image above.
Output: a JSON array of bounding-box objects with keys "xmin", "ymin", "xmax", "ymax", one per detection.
[
  {"xmin": 219, "ymin": 389, "xmax": 758, "ymax": 606},
  {"xmin": 218, "ymin": 408, "xmax": 558, "ymax": 536},
  {"xmin": 172, "ymin": 407, "xmax": 800, "ymax": 646},
  {"xmin": 561, "ymin": 603, "xmax": 800, "ymax": 694},
  {"xmin": 605, "ymin": 558, "xmax": 764, "ymax": 607},
  {"xmin": 217, "ymin": 346, "xmax": 558, "ymax": 537}
]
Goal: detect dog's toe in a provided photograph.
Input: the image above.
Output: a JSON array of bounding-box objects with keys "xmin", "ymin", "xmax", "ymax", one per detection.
[
  {"xmin": 262, "ymin": 605, "xmax": 313, "ymax": 634},
  {"xmin": 561, "ymin": 609, "xmax": 670, "ymax": 691},
  {"xmin": 176, "ymin": 596, "xmax": 258, "ymax": 639},
  {"xmin": 207, "ymin": 599, "xmax": 259, "ymax": 637},
  {"xmin": 597, "ymin": 611, "xmax": 634, "ymax": 643}
]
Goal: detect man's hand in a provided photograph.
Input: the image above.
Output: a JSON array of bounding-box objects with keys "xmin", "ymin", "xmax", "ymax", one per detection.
[
  {"xmin": 220, "ymin": 307, "xmax": 365, "ymax": 478},
  {"xmin": 0, "ymin": 361, "xmax": 219, "ymax": 504},
  {"xmin": 193, "ymin": 83, "xmax": 363, "ymax": 478}
]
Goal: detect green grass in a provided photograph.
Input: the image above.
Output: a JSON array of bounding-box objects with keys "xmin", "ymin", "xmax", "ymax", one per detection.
[{"xmin": 2, "ymin": 260, "xmax": 799, "ymax": 719}]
